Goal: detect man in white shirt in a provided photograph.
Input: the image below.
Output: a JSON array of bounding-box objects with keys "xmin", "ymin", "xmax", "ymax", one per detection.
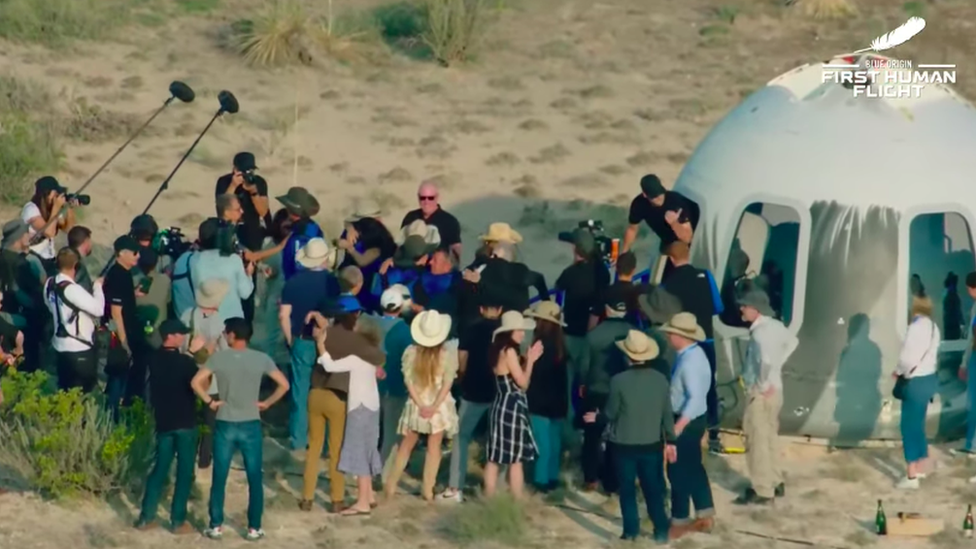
[
  {"xmin": 46, "ymin": 247, "xmax": 104, "ymax": 394},
  {"xmin": 735, "ymin": 289, "xmax": 798, "ymax": 506}
]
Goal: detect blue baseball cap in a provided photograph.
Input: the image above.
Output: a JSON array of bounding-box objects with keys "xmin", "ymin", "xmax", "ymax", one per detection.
[{"xmin": 336, "ymin": 294, "xmax": 362, "ymax": 314}]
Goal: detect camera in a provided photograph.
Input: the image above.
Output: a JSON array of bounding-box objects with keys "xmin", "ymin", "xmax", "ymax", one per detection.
[
  {"xmin": 64, "ymin": 191, "xmax": 91, "ymax": 206},
  {"xmin": 558, "ymin": 219, "xmax": 616, "ymax": 264},
  {"xmin": 242, "ymin": 169, "xmax": 258, "ymax": 185},
  {"xmin": 216, "ymin": 219, "xmax": 248, "ymax": 261},
  {"xmin": 153, "ymin": 227, "xmax": 192, "ymax": 261}
]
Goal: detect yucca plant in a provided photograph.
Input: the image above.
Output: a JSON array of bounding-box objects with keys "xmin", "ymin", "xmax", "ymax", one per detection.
[
  {"xmin": 798, "ymin": 0, "xmax": 858, "ymax": 20},
  {"xmin": 312, "ymin": 0, "xmax": 383, "ymax": 63},
  {"xmin": 236, "ymin": 0, "xmax": 314, "ymax": 67},
  {"xmin": 423, "ymin": 0, "xmax": 491, "ymax": 67}
]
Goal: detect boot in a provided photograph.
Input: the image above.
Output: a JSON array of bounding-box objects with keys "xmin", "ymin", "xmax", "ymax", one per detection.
[
  {"xmin": 421, "ymin": 453, "xmax": 442, "ymax": 501},
  {"xmin": 384, "ymin": 454, "xmax": 409, "ymax": 500}
]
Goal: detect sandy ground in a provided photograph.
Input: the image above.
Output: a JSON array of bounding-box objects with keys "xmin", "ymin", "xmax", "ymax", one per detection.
[{"xmin": 2, "ymin": 0, "xmax": 976, "ymax": 547}]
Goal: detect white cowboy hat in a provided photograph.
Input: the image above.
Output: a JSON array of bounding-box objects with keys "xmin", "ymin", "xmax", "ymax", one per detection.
[
  {"xmin": 479, "ymin": 222, "xmax": 523, "ymax": 244},
  {"xmin": 296, "ymin": 238, "xmax": 337, "ymax": 269},
  {"xmin": 344, "ymin": 198, "xmax": 383, "ymax": 223},
  {"xmin": 659, "ymin": 312, "xmax": 706, "ymax": 343},
  {"xmin": 615, "ymin": 330, "xmax": 660, "ymax": 362},
  {"xmin": 410, "ymin": 310, "xmax": 452, "ymax": 347},
  {"xmin": 492, "ymin": 310, "xmax": 536, "ymax": 340},
  {"xmin": 400, "ymin": 219, "xmax": 442, "ymax": 247},
  {"xmin": 197, "ymin": 278, "xmax": 230, "ymax": 310},
  {"xmin": 523, "ymin": 300, "xmax": 567, "ymax": 327}
]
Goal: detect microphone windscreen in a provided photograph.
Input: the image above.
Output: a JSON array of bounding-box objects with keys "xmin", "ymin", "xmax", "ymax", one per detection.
[
  {"xmin": 218, "ymin": 90, "xmax": 239, "ymax": 114},
  {"xmin": 169, "ymin": 81, "xmax": 195, "ymax": 103}
]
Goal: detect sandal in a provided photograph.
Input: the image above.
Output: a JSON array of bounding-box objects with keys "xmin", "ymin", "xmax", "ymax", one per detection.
[{"xmin": 339, "ymin": 507, "xmax": 372, "ymax": 517}]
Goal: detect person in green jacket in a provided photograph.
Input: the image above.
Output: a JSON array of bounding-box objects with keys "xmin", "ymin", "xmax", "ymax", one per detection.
[{"xmin": 585, "ymin": 329, "xmax": 676, "ymax": 544}]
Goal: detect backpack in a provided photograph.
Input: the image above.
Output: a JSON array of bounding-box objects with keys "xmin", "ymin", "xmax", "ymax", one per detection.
[{"xmin": 46, "ymin": 278, "xmax": 92, "ymax": 347}]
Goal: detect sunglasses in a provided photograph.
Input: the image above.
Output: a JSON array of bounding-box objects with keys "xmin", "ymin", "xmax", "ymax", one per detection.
[{"xmin": 418, "ymin": 195, "xmax": 437, "ymax": 202}]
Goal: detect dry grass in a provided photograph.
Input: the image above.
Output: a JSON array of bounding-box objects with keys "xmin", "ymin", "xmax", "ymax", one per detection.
[
  {"xmin": 233, "ymin": 0, "xmax": 315, "ymax": 66},
  {"xmin": 423, "ymin": 0, "xmax": 493, "ymax": 67},
  {"xmin": 438, "ymin": 495, "xmax": 528, "ymax": 546},
  {"xmin": 798, "ymin": 0, "xmax": 858, "ymax": 20}
]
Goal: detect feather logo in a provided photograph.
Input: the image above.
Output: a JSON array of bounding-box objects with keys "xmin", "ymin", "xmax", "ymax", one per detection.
[{"xmin": 853, "ymin": 17, "xmax": 926, "ymax": 54}]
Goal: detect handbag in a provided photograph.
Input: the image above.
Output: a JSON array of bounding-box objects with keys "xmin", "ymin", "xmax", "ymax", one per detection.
[{"xmin": 892, "ymin": 321, "xmax": 935, "ymax": 401}]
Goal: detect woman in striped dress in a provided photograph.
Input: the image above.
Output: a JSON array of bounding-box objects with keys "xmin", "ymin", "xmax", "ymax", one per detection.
[{"xmin": 484, "ymin": 311, "xmax": 544, "ymax": 499}]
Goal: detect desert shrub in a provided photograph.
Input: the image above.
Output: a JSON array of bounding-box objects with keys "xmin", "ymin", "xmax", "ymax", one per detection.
[
  {"xmin": 0, "ymin": 0, "xmax": 154, "ymax": 46},
  {"xmin": 797, "ymin": 0, "xmax": 858, "ymax": 19},
  {"xmin": 233, "ymin": 0, "xmax": 315, "ymax": 66},
  {"xmin": 0, "ymin": 76, "xmax": 63, "ymax": 204},
  {"xmin": 63, "ymin": 98, "xmax": 142, "ymax": 143},
  {"xmin": 422, "ymin": 0, "xmax": 493, "ymax": 66},
  {"xmin": 0, "ymin": 370, "xmax": 154, "ymax": 498},
  {"xmin": 373, "ymin": 1, "xmax": 427, "ymax": 40},
  {"xmin": 439, "ymin": 494, "xmax": 528, "ymax": 546}
]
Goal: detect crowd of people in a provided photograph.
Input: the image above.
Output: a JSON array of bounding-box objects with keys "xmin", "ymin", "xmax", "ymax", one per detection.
[{"xmin": 0, "ymin": 158, "xmax": 954, "ymax": 544}]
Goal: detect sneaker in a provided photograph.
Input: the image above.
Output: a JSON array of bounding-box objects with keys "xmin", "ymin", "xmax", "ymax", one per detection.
[
  {"xmin": 950, "ymin": 447, "xmax": 976, "ymax": 458},
  {"xmin": 246, "ymin": 529, "xmax": 265, "ymax": 541},
  {"xmin": 204, "ymin": 526, "xmax": 224, "ymax": 539},
  {"xmin": 896, "ymin": 476, "xmax": 920, "ymax": 490},
  {"xmin": 438, "ymin": 488, "xmax": 463, "ymax": 503},
  {"xmin": 708, "ymin": 439, "xmax": 726, "ymax": 455}
]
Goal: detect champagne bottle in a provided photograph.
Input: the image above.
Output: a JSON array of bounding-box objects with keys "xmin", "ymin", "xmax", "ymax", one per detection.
[
  {"xmin": 875, "ymin": 500, "xmax": 887, "ymax": 536},
  {"xmin": 964, "ymin": 504, "xmax": 974, "ymax": 538}
]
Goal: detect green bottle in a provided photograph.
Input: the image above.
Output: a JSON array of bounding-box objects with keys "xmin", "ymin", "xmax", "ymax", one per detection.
[
  {"xmin": 964, "ymin": 504, "xmax": 974, "ymax": 538},
  {"xmin": 875, "ymin": 500, "xmax": 887, "ymax": 536}
]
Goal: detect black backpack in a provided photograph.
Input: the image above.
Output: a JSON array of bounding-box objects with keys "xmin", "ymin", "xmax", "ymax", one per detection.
[{"xmin": 46, "ymin": 278, "xmax": 92, "ymax": 347}]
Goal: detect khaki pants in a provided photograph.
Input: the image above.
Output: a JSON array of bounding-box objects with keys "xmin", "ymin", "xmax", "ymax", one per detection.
[
  {"xmin": 743, "ymin": 390, "xmax": 783, "ymax": 499},
  {"xmin": 303, "ymin": 388, "xmax": 347, "ymax": 503}
]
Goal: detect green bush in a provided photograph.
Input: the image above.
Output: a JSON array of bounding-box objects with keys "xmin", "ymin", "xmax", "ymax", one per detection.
[
  {"xmin": 439, "ymin": 494, "xmax": 528, "ymax": 546},
  {"xmin": 373, "ymin": 1, "xmax": 427, "ymax": 39},
  {"xmin": 422, "ymin": 0, "xmax": 492, "ymax": 66},
  {"xmin": 0, "ymin": 76, "xmax": 63, "ymax": 204},
  {"xmin": 0, "ymin": 370, "xmax": 154, "ymax": 498}
]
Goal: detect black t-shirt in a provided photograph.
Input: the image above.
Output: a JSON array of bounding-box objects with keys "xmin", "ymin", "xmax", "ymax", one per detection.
[
  {"xmin": 0, "ymin": 314, "xmax": 19, "ymax": 353},
  {"xmin": 104, "ymin": 263, "xmax": 141, "ymax": 344},
  {"xmin": 661, "ymin": 264, "xmax": 715, "ymax": 339},
  {"xmin": 400, "ymin": 207, "xmax": 462, "ymax": 247},
  {"xmin": 147, "ymin": 347, "xmax": 199, "ymax": 432},
  {"xmin": 459, "ymin": 317, "xmax": 501, "ymax": 403},
  {"xmin": 628, "ymin": 191, "xmax": 700, "ymax": 250},
  {"xmin": 556, "ymin": 260, "xmax": 610, "ymax": 337},
  {"xmin": 593, "ymin": 280, "xmax": 644, "ymax": 320},
  {"xmin": 215, "ymin": 173, "xmax": 270, "ymax": 252}
]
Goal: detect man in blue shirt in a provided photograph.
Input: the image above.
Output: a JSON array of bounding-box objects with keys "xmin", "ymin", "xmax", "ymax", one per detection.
[
  {"xmin": 279, "ymin": 238, "xmax": 341, "ymax": 451},
  {"xmin": 659, "ymin": 312, "xmax": 716, "ymax": 539},
  {"xmin": 276, "ymin": 187, "xmax": 324, "ymax": 281}
]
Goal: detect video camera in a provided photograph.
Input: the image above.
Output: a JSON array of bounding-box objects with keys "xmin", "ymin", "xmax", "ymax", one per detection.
[
  {"xmin": 153, "ymin": 227, "xmax": 192, "ymax": 261},
  {"xmin": 216, "ymin": 219, "xmax": 248, "ymax": 260},
  {"xmin": 558, "ymin": 219, "xmax": 617, "ymax": 264}
]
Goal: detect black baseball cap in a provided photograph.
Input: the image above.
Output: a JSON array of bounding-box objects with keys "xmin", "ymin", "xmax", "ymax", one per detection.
[
  {"xmin": 35, "ymin": 176, "xmax": 66, "ymax": 195},
  {"xmin": 233, "ymin": 152, "xmax": 258, "ymax": 172},
  {"xmin": 113, "ymin": 234, "xmax": 141, "ymax": 254},
  {"xmin": 640, "ymin": 174, "xmax": 666, "ymax": 199},
  {"xmin": 130, "ymin": 214, "xmax": 158, "ymax": 237},
  {"xmin": 159, "ymin": 318, "xmax": 191, "ymax": 338}
]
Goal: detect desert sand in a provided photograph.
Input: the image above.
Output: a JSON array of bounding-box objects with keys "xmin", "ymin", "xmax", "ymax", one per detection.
[{"xmin": 1, "ymin": 0, "xmax": 975, "ymax": 547}]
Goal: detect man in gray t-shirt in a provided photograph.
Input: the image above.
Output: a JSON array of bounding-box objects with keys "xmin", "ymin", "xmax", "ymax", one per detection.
[{"xmin": 191, "ymin": 317, "xmax": 289, "ymax": 541}]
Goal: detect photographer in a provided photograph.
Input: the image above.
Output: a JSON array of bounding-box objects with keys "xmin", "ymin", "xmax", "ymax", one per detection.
[
  {"xmin": 46, "ymin": 247, "xmax": 104, "ymax": 393},
  {"xmin": 215, "ymin": 152, "xmax": 271, "ymax": 255},
  {"xmin": 21, "ymin": 176, "xmax": 79, "ymax": 273},
  {"xmin": 555, "ymin": 229, "xmax": 610, "ymax": 383}
]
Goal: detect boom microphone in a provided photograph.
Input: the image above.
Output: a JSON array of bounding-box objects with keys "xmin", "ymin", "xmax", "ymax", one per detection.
[
  {"xmin": 141, "ymin": 90, "xmax": 239, "ymax": 216},
  {"xmin": 29, "ymin": 81, "xmax": 195, "ymax": 246}
]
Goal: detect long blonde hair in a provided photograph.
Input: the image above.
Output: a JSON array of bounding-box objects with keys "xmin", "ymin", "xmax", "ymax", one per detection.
[
  {"xmin": 412, "ymin": 344, "xmax": 443, "ymax": 390},
  {"xmin": 910, "ymin": 296, "xmax": 933, "ymax": 320}
]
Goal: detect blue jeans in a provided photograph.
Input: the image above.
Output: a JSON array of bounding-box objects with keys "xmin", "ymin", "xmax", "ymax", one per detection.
[
  {"xmin": 448, "ymin": 399, "xmax": 491, "ymax": 490},
  {"xmin": 666, "ymin": 416, "xmax": 715, "ymax": 523},
  {"xmin": 139, "ymin": 429, "xmax": 198, "ymax": 526},
  {"xmin": 900, "ymin": 374, "xmax": 938, "ymax": 463},
  {"xmin": 701, "ymin": 340, "xmax": 720, "ymax": 439},
  {"xmin": 105, "ymin": 374, "xmax": 127, "ymax": 420},
  {"xmin": 209, "ymin": 420, "xmax": 264, "ymax": 530},
  {"xmin": 288, "ymin": 339, "xmax": 317, "ymax": 450},
  {"xmin": 529, "ymin": 415, "xmax": 563, "ymax": 486},
  {"xmin": 614, "ymin": 447, "xmax": 670, "ymax": 540},
  {"xmin": 966, "ymin": 356, "xmax": 976, "ymax": 451}
]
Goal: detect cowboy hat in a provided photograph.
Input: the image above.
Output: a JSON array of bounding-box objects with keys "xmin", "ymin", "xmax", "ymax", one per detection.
[
  {"xmin": 296, "ymin": 238, "xmax": 337, "ymax": 269},
  {"xmin": 616, "ymin": 330, "xmax": 660, "ymax": 362},
  {"xmin": 276, "ymin": 187, "xmax": 320, "ymax": 217},
  {"xmin": 1, "ymin": 219, "xmax": 28, "ymax": 249},
  {"xmin": 411, "ymin": 310, "xmax": 452, "ymax": 347},
  {"xmin": 393, "ymin": 235, "xmax": 436, "ymax": 268},
  {"xmin": 524, "ymin": 300, "xmax": 566, "ymax": 327},
  {"xmin": 400, "ymin": 219, "xmax": 442, "ymax": 247},
  {"xmin": 638, "ymin": 285, "xmax": 682, "ymax": 325},
  {"xmin": 659, "ymin": 312, "xmax": 706, "ymax": 342},
  {"xmin": 479, "ymin": 222, "xmax": 523, "ymax": 244},
  {"xmin": 737, "ymin": 289, "xmax": 774, "ymax": 317},
  {"xmin": 493, "ymin": 311, "xmax": 536, "ymax": 340},
  {"xmin": 197, "ymin": 278, "xmax": 230, "ymax": 309},
  {"xmin": 344, "ymin": 198, "xmax": 382, "ymax": 223}
]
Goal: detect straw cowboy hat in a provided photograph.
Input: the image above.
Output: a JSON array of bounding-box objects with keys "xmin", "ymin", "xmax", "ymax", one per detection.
[
  {"xmin": 659, "ymin": 312, "xmax": 706, "ymax": 342},
  {"xmin": 737, "ymin": 289, "xmax": 774, "ymax": 317},
  {"xmin": 393, "ymin": 234, "xmax": 437, "ymax": 268},
  {"xmin": 296, "ymin": 238, "xmax": 337, "ymax": 269},
  {"xmin": 276, "ymin": 186, "xmax": 320, "ymax": 217},
  {"xmin": 479, "ymin": 222, "xmax": 523, "ymax": 244},
  {"xmin": 524, "ymin": 300, "xmax": 567, "ymax": 327},
  {"xmin": 197, "ymin": 278, "xmax": 230, "ymax": 309},
  {"xmin": 638, "ymin": 285, "xmax": 682, "ymax": 325},
  {"xmin": 411, "ymin": 310, "xmax": 452, "ymax": 347},
  {"xmin": 400, "ymin": 219, "xmax": 442, "ymax": 247},
  {"xmin": 344, "ymin": 198, "xmax": 382, "ymax": 223},
  {"xmin": 492, "ymin": 310, "xmax": 536, "ymax": 340},
  {"xmin": 615, "ymin": 330, "xmax": 661, "ymax": 362}
]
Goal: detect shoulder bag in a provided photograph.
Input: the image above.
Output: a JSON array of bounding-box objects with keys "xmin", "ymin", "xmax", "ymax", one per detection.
[{"xmin": 892, "ymin": 321, "xmax": 936, "ymax": 401}]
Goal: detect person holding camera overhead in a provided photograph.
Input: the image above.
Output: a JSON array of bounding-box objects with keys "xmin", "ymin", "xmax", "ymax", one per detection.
[
  {"xmin": 215, "ymin": 152, "xmax": 271, "ymax": 253},
  {"xmin": 21, "ymin": 176, "xmax": 80, "ymax": 274}
]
